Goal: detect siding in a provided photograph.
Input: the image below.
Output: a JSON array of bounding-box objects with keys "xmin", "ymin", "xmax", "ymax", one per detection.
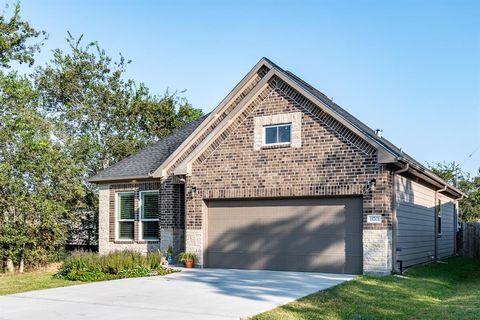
[
  {"xmin": 395, "ymin": 176, "xmax": 457, "ymax": 268},
  {"xmin": 396, "ymin": 175, "xmax": 436, "ymax": 267},
  {"xmin": 438, "ymin": 193, "xmax": 456, "ymax": 258}
]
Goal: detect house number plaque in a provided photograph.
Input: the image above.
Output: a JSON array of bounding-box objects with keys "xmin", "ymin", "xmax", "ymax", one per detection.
[{"xmin": 367, "ymin": 214, "xmax": 382, "ymax": 224}]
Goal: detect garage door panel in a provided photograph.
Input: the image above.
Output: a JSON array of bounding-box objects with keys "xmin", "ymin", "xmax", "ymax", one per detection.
[
  {"xmin": 208, "ymin": 210, "xmax": 348, "ymax": 233},
  {"xmin": 208, "ymin": 232, "xmax": 362, "ymax": 255},
  {"xmin": 206, "ymin": 197, "xmax": 363, "ymax": 274},
  {"xmin": 207, "ymin": 252, "xmax": 362, "ymax": 274}
]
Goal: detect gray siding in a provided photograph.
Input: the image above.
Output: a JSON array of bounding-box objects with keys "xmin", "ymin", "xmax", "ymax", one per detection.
[
  {"xmin": 438, "ymin": 193, "xmax": 456, "ymax": 258},
  {"xmin": 395, "ymin": 176, "xmax": 457, "ymax": 267},
  {"xmin": 396, "ymin": 176, "xmax": 436, "ymax": 267}
]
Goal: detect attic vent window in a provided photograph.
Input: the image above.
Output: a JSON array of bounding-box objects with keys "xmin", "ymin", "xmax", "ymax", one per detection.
[
  {"xmin": 264, "ymin": 124, "xmax": 291, "ymax": 146},
  {"xmin": 253, "ymin": 112, "xmax": 301, "ymax": 150}
]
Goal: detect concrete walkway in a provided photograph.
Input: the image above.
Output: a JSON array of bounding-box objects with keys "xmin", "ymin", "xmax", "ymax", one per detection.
[{"xmin": 0, "ymin": 268, "xmax": 354, "ymax": 320}]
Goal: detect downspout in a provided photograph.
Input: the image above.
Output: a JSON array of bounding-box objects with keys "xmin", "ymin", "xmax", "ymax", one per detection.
[
  {"xmin": 434, "ymin": 185, "xmax": 448, "ymax": 260},
  {"xmin": 454, "ymin": 194, "xmax": 464, "ymax": 255},
  {"xmin": 392, "ymin": 162, "xmax": 409, "ymax": 273},
  {"xmin": 183, "ymin": 176, "xmax": 189, "ymax": 258}
]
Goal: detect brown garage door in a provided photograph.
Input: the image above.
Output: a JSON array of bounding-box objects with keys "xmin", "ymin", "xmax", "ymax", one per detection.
[{"xmin": 206, "ymin": 198, "xmax": 363, "ymax": 274}]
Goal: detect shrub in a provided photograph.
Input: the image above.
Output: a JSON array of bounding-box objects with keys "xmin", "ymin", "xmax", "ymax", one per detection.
[
  {"xmin": 56, "ymin": 250, "xmax": 176, "ymax": 281},
  {"xmin": 146, "ymin": 252, "xmax": 163, "ymax": 270},
  {"xmin": 117, "ymin": 266, "xmax": 151, "ymax": 278}
]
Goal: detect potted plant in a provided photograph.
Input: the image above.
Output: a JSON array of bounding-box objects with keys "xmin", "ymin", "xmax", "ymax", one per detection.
[{"xmin": 178, "ymin": 252, "xmax": 198, "ymax": 268}]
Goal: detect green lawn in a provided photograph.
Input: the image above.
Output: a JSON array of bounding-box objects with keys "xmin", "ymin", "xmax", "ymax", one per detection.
[
  {"xmin": 253, "ymin": 257, "xmax": 480, "ymax": 320},
  {"xmin": 0, "ymin": 271, "xmax": 82, "ymax": 295}
]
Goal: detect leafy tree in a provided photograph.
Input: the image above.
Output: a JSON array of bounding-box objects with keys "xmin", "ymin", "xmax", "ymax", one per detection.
[
  {"xmin": 36, "ymin": 33, "xmax": 202, "ymax": 176},
  {"xmin": 0, "ymin": 72, "xmax": 84, "ymax": 272},
  {"xmin": 429, "ymin": 162, "xmax": 480, "ymax": 221},
  {"xmin": 178, "ymin": 100, "xmax": 204, "ymax": 123},
  {"xmin": 35, "ymin": 34, "xmax": 203, "ymax": 245},
  {"xmin": 0, "ymin": 2, "xmax": 47, "ymax": 68},
  {"xmin": 0, "ymin": 3, "xmax": 203, "ymax": 270}
]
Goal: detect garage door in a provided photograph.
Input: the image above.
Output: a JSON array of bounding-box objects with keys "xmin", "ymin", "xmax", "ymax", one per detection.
[{"xmin": 206, "ymin": 197, "xmax": 363, "ymax": 274}]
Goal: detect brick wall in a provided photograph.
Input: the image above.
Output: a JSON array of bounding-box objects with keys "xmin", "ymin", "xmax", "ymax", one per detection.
[
  {"xmin": 98, "ymin": 179, "xmax": 185, "ymax": 255},
  {"xmin": 97, "ymin": 73, "xmax": 395, "ymax": 273},
  {"xmin": 183, "ymin": 78, "xmax": 393, "ymax": 273},
  {"xmin": 166, "ymin": 65, "xmax": 270, "ymax": 176}
]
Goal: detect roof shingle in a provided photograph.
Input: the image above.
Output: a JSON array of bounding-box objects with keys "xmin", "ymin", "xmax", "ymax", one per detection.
[{"xmin": 88, "ymin": 114, "xmax": 210, "ymax": 182}]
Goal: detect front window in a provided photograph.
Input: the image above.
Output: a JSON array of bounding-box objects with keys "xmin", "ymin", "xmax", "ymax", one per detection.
[
  {"xmin": 264, "ymin": 123, "xmax": 291, "ymax": 145},
  {"xmin": 140, "ymin": 191, "xmax": 159, "ymax": 240},
  {"xmin": 117, "ymin": 192, "xmax": 135, "ymax": 240}
]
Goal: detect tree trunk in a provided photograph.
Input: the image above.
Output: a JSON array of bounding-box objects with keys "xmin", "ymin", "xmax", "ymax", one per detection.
[
  {"xmin": 6, "ymin": 258, "xmax": 15, "ymax": 274},
  {"xmin": 19, "ymin": 256, "xmax": 25, "ymax": 273}
]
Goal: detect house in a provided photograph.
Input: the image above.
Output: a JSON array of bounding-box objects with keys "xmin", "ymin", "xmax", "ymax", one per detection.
[{"xmin": 89, "ymin": 58, "xmax": 464, "ymax": 275}]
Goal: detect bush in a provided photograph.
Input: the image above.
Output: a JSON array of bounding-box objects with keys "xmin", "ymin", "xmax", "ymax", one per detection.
[{"xmin": 56, "ymin": 250, "xmax": 176, "ymax": 281}]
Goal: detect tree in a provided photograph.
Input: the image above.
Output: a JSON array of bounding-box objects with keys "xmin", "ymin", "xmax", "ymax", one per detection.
[
  {"xmin": 0, "ymin": 72, "xmax": 84, "ymax": 272},
  {"xmin": 0, "ymin": 3, "xmax": 203, "ymax": 270},
  {"xmin": 429, "ymin": 162, "xmax": 480, "ymax": 221},
  {"xmin": 35, "ymin": 33, "xmax": 203, "ymax": 245},
  {"xmin": 0, "ymin": 1, "xmax": 74, "ymax": 272},
  {"xmin": 36, "ymin": 33, "xmax": 202, "ymax": 176},
  {"xmin": 0, "ymin": 2, "xmax": 47, "ymax": 68}
]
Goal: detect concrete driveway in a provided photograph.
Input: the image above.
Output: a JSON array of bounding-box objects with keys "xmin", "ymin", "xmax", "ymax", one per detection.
[{"xmin": 0, "ymin": 268, "xmax": 354, "ymax": 320}]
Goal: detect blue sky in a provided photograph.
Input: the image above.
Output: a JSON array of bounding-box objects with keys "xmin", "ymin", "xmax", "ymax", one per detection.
[{"xmin": 19, "ymin": 0, "xmax": 480, "ymax": 175}]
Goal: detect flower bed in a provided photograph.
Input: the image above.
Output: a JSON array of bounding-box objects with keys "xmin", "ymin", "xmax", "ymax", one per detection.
[{"xmin": 55, "ymin": 251, "xmax": 177, "ymax": 282}]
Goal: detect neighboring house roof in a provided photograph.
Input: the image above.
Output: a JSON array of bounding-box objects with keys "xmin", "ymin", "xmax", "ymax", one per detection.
[
  {"xmin": 88, "ymin": 114, "xmax": 210, "ymax": 182},
  {"xmin": 89, "ymin": 58, "xmax": 463, "ymax": 198}
]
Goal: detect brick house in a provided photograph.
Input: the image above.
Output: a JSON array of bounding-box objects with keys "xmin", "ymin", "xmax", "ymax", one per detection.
[{"xmin": 89, "ymin": 58, "xmax": 463, "ymax": 275}]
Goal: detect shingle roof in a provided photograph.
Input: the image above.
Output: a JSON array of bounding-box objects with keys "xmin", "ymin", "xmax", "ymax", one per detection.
[
  {"xmin": 88, "ymin": 114, "xmax": 210, "ymax": 182},
  {"xmin": 274, "ymin": 62, "xmax": 462, "ymax": 196},
  {"xmin": 281, "ymin": 68, "xmax": 424, "ymax": 169},
  {"xmin": 88, "ymin": 58, "xmax": 463, "ymax": 196}
]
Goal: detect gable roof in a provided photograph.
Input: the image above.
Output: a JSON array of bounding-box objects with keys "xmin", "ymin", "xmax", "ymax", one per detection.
[
  {"xmin": 281, "ymin": 64, "xmax": 419, "ymax": 165},
  {"xmin": 89, "ymin": 58, "xmax": 463, "ymax": 198},
  {"xmin": 88, "ymin": 114, "xmax": 210, "ymax": 182}
]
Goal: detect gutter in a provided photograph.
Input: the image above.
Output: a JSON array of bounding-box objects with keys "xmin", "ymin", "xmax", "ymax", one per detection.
[
  {"xmin": 392, "ymin": 162, "xmax": 409, "ymax": 273},
  {"xmin": 454, "ymin": 194, "xmax": 464, "ymax": 255},
  {"xmin": 395, "ymin": 157, "xmax": 464, "ymax": 198},
  {"xmin": 88, "ymin": 175, "xmax": 151, "ymax": 183}
]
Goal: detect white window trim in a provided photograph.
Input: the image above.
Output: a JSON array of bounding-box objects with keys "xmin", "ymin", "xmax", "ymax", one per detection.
[
  {"xmin": 139, "ymin": 190, "xmax": 160, "ymax": 241},
  {"xmin": 253, "ymin": 112, "xmax": 302, "ymax": 150},
  {"xmin": 263, "ymin": 123, "xmax": 292, "ymax": 146},
  {"xmin": 116, "ymin": 191, "xmax": 135, "ymax": 241}
]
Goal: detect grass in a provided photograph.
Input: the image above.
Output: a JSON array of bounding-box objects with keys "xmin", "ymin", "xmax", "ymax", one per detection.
[
  {"xmin": 252, "ymin": 256, "xmax": 480, "ymax": 320},
  {"xmin": 0, "ymin": 270, "xmax": 82, "ymax": 295},
  {"xmin": 1, "ymin": 251, "xmax": 178, "ymax": 295}
]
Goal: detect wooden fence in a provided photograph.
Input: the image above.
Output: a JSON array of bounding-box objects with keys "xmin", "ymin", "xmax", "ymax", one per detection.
[{"xmin": 459, "ymin": 221, "xmax": 480, "ymax": 258}]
